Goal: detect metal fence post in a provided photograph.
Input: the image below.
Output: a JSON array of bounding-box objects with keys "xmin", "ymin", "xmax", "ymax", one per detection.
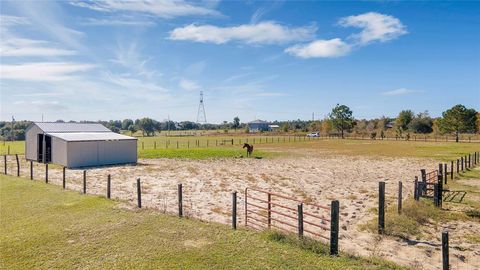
[
  {"xmin": 4, "ymin": 155, "xmax": 7, "ymax": 174},
  {"xmin": 414, "ymin": 176, "xmax": 419, "ymax": 201},
  {"xmin": 178, "ymin": 184, "xmax": 183, "ymax": 217},
  {"xmin": 442, "ymin": 229, "xmax": 449, "ymax": 270},
  {"xmin": 83, "ymin": 170, "xmax": 86, "ymax": 194},
  {"xmin": 444, "ymin": 163, "xmax": 448, "ymax": 184},
  {"xmin": 15, "ymin": 154, "xmax": 19, "ymax": 176},
  {"xmin": 62, "ymin": 167, "xmax": 66, "ymax": 189},
  {"xmin": 398, "ymin": 181, "xmax": 403, "ymax": 214},
  {"xmin": 30, "ymin": 160, "xmax": 33, "ymax": 180},
  {"xmin": 232, "ymin": 191, "xmax": 237, "ymax": 230},
  {"xmin": 45, "ymin": 164, "xmax": 48, "ymax": 183},
  {"xmin": 297, "ymin": 203, "xmax": 304, "ymax": 237},
  {"xmin": 107, "ymin": 174, "xmax": 111, "ymax": 199},
  {"xmin": 267, "ymin": 193, "xmax": 272, "ymax": 229},
  {"xmin": 137, "ymin": 178, "xmax": 142, "ymax": 208},
  {"xmin": 330, "ymin": 200, "xmax": 339, "ymax": 256},
  {"xmin": 450, "ymin": 161, "xmax": 453, "ymax": 180},
  {"xmin": 378, "ymin": 182, "xmax": 385, "ymax": 234}
]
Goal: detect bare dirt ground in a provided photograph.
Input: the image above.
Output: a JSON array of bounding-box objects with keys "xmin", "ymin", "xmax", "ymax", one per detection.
[{"xmin": 5, "ymin": 154, "xmax": 480, "ymax": 270}]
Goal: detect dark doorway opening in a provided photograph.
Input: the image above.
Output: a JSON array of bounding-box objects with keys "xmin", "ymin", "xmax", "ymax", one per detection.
[{"xmin": 37, "ymin": 134, "xmax": 52, "ymax": 163}]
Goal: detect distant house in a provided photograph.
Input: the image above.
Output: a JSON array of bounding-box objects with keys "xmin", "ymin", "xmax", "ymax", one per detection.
[
  {"xmin": 25, "ymin": 122, "xmax": 137, "ymax": 168},
  {"xmin": 268, "ymin": 124, "xmax": 280, "ymax": 131},
  {"xmin": 248, "ymin": 120, "xmax": 270, "ymax": 132}
]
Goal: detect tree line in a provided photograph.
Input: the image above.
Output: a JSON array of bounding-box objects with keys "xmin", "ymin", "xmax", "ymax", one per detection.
[{"xmin": 0, "ymin": 104, "xmax": 478, "ymax": 142}]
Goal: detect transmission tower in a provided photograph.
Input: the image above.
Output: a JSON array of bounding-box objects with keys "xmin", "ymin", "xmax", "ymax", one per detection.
[{"xmin": 196, "ymin": 91, "xmax": 207, "ymax": 123}]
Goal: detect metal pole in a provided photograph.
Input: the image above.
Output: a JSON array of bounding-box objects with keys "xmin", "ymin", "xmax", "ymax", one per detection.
[
  {"xmin": 107, "ymin": 174, "xmax": 111, "ymax": 199},
  {"xmin": 398, "ymin": 181, "xmax": 403, "ymax": 214},
  {"xmin": 442, "ymin": 229, "xmax": 449, "ymax": 270},
  {"xmin": 232, "ymin": 191, "xmax": 237, "ymax": 230},
  {"xmin": 83, "ymin": 170, "xmax": 86, "ymax": 194},
  {"xmin": 137, "ymin": 178, "xmax": 142, "ymax": 208},
  {"xmin": 178, "ymin": 184, "xmax": 183, "ymax": 217},
  {"xmin": 378, "ymin": 181, "xmax": 385, "ymax": 234},
  {"xmin": 297, "ymin": 203, "xmax": 304, "ymax": 237},
  {"xmin": 330, "ymin": 200, "xmax": 339, "ymax": 256}
]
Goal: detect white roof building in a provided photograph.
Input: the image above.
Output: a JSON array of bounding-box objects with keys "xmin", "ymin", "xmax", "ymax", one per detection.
[{"xmin": 25, "ymin": 122, "xmax": 137, "ymax": 168}]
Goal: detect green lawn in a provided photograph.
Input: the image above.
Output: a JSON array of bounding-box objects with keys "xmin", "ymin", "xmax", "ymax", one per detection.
[{"xmin": 0, "ymin": 175, "xmax": 407, "ymax": 269}]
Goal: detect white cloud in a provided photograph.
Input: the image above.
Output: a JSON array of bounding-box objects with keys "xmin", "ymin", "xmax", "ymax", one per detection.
[
  {"xmin": 14, "ymin": 100, "xmax": 67, "ymax": 111},
  {"xmin": 338, "ymin": 12, "xmax": 407, "ymax": 44},
  {"xmin": 0, "ymin": 15, "xmax": 30, "ymax": 27},
  {"xmin": 179, "ymin": 79, "xmax": 200, "ymax": 91},
  {"xmin": 169, "ymin": 21, "xmax": 316, "ymax": 45},
  {"xmin": 381, "ymin": 88, "xmax": 417, "ymax": 96},
  {"xmin": 1, "ymin": 38, "xmax": 76, "ymax": 57},
  {"xmin": 70, "ymin": 0, "xmax": 221, "ymax": 18},
  {"xmin": 81, "ymin": 17, "xmax": 155, "ymax": 26},
  {"xmin": 284, "ymin": 38, "xmax": 351, "ymax": 58},
  {"xmin": 1, "ymin": 62, "xmax": 95, "ymax": 81}
]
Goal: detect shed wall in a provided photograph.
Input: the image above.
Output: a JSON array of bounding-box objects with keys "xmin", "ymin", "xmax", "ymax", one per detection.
[
  {"xmin": 51, "ymin": 137, "xmax": 67, "ymax": 166},
  {"xmin": 66, "ymin": 140, "xmax": 137, "ymax": 168},
  {"xmin": 25, "ymin": 125, "xmax": 42, "ymax": 161}
]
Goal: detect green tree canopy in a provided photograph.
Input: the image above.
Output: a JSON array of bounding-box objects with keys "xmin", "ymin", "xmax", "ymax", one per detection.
[
  {"xmin": 438, "ymin": 104, "xmax": 477, "ymax": 142},
  {"xmin": 329, "ymin": 104, "xmax": 355, "ymax": 138},
  {"xmin": 138, "ymin": 118, "xmax": 156, "ymax": 136},
  {"xmin": 233, "ymin": 117, "xmax": 240, "ymax": 130},
  {"xmin": 395, "ymin": 110, "xmax": 414, "ymax": 131}
]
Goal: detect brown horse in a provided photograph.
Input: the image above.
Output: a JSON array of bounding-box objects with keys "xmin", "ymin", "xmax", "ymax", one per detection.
[{"xmin": 243, "ymin": 143, "xmax": 253, "ymax": 157}]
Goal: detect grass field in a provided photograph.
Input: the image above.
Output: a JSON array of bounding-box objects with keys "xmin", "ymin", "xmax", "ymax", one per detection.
[
  {"xmin": 1, "ymin": 138, "xmax": 479, "ymax": 160},
  {"xmin": 0, "ymin": 174, "xmax": 407, "ymax": 269}
]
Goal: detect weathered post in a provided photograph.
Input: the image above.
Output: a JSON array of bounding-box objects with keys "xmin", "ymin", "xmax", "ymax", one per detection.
[
  {"xmin": 3, "ymin": 155, "xmax": 6, "ymax": 174},
  {"xmin": 414, "ymin": 176, "xmax": 419, "ymax": 201},
  {"xmin": 439, "ymin": 163, "xmax": 443, "ymax": 179},
  {"xmin": 15, "ymin": 154, "xmax": 20, "ymax": 176},
  {"xmin": 297, "ymin": 203, "xmax": 304, "ymax": 237},
  {"xmin": 330, "ymin": 200, "xmax": 339, "ymax": 256},
  {"xmin": 30, "ymin": 160, "xmax": 33, "ymax": 180},
  {"xmin": 232, "ymin": 191, "xmax": 237, "ymax": 230},
  {"xmin": 83, "ymin": 170, "xmax": 86, "ymax": 194},
  {"xmin": 107, "ymin": 174, "xmax": 111, "ymax": 199},
  {"xmin": 442, "ymin": 229, "xmax": 449, "ymax": 270},
  {"xmin": 461, "ymin": 157, "xmax": 464, "ymax": 171},
  {"xmin": 267, "ymin": 193, "xmax": 272, "ymax": 229},
  {"xmin": 178, "ymin": 183, "xmax": 183, "ymax": 217},
  {"xmin": 45, "ymin": 163, "xmax": 48, "ymax": 183},
  {"xmin": 444, "ymin": 163, "xmax": 448, "ymax": 184},
  {"xmin": 398, "ymin": 181, "xmax": 403, "ymax": 214},
  {"xmin": 62, "ymin": 167, "xmax": 66, "ymax": 189},
  {"xmin": 137, "ymin": 178, "xmax": 142, "ymax": 208},
  {"xmin": 468, "ymin": 154, "xmax": 471, "ymax": 168},
  {"xmin": 456, "ymin": 159, "xmax": 459, "ymax": 174},
  {"xmin": 378, "ymin": 181, "xmax": 385, "ymax": 234},
  {"xmin": 434, "ymin": 183, "xmax": 439, "ymax": 207},
  {"xmin": 450, "ymin": 161, "xmax": 453, "ymax": 180}
]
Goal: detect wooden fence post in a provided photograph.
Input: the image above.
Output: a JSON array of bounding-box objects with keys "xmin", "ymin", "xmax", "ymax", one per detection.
[
  {"xmin": 30, "ymin": 160, "xmax": 33, "ymax": 180},
  {"xmin": 267, "ymin": 193, "xmax": 272, "ymax": 229},
  {"xmin": 378, "ymin": 181, "xmax": 385, "ymax": 234},
  {"xmin": 439, "ymin": 163, "xmax": 443, "ymax": 179},
  {"xmin": 330, "ymin": 200, "xmax": 339, "ymax": 256},
  {"xmin": 461, "ymin": 157, "xmax": 464, "ymax": 171},
  {"xmin": 297, "ymin": 203, "xmax": 304, "ymax": 237},
  {"xmin": 456, "ymin": 159, "xmax": 459, "ymax": 174},
  {"xmin": 442, "ymin": 229, "xmax": 449, "ymax": 270},
  {"xmin": 4, "ymin": 155, "xmax": 6, "ymax": 174},
  {"xmin": 444, "ymin": 163, "xmax": 448, "ymax": 184},
  {"xmin": 178, "ymin": 184, "xmax": 183, "ymax": 217},
  {"xmin": 413, "ymin": 176, "xmax": 419, "ymax": 201},
  {"xmin": 450, "ymin": 161, "xmax": 453, "ymax": 180},
  {"xmin": 468, "ymin": 154, "xmax": 471, "ymax": 168},
  {"xmin": 62, "ymin": 167, "xmax": 66, "ymax": 189},
  {"xmin": 83, "ymin": 170, "xmax": 86, "ymax": 194},
  {"xmin": 232, "ymin": 191, "xmax": 237, "ymax": 230},
  {"xmin": 15, "ymin": 154, "xmax": 19, "ymax": 176},
  {"xmin": 137, "ymin": 178, "xmax": 142, "ymax": 208},
  {"xmin": 45, "ymin": 164, "xmax": 48, "ymax": 183},
  {"xmin": 398, "ymin": 181, "xmax": 403, "ymax": 214},
  {"xmin": 107, "ymin": 174, "xmax": 111, "ymax": 199}
]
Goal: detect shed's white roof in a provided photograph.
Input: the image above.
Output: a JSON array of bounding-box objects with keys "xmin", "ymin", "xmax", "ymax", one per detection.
[
  {"xmin": 47, "ymin": 132, "xmax": 136, "ymax": 142},
  {"xmin": 35, "ymin": 122, "xmax": 110, "ymax": 133}
]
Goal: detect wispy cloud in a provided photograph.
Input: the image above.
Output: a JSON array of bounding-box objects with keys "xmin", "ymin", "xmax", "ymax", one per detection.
[
  {"xmin": 1, "ymin": 37, "xmax": 76, "ymax": 57},
  {"xmin": 284, "ymin": 38, "xmax": 351, "ymax": 58},
  {"xmin": 81, "ymin": 17, "xmax": 155, "ymax": 26},
  {"xmin": 70, "ymin": 0, "xmax": 222, "ymax": 18},
  {"xmin": 381, "ymin": 88, "xmax": 418, "ymax": 96},
  {"xmin": 1, "ymin": 62, "xmax": 95, "ymax": 81},
  {"xmin": 14, "ymin": 100, "xmax": 67, "ymax": 111},
  {"xmin": 338, "ymin": 12, "xmax": 407, "ymax": 45},
  {"xmin": 179, "ymin": 78, "xmax": 200, "ymax": 91},
  {"xmin": 169, "ymin": 21, "xmax": 316, "ymax": 45}
]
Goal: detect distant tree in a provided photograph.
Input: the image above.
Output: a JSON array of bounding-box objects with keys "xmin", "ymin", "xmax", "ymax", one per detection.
[
  {"xmin": 309, "ymin": 120, "xmax": 321, "ymax": 132},
  {"xmin": 233, "ymin": 117, "xmax": 240, "ymax": 130},
  {"xmin": 122, "ymin": 119, "xmax": 134, "ymax": 130},
  {"xmin": 438, "ymin": 104, "xmax": 477, "ymax": 142},
  {"xmin": 127, "ymin": 124, "xmax": 137, "ymax": 135},
  {"xmin": 138, "ymin": 118, "xmax": 156, "ymax": 136},
  {"xmin": 395, "ymin": 110, "xmax": 414, "ymax": 131},
  {"xmin": 281, "ymin": 122, "xmax": 290, "ymax": 132},
  {"xmin": 408, "ymin": 111, "xmax": 433, "ymax": 134},
  {"xmin": 321, "ymin": 119, "xmax": 332, "ymax": 135},
  {"xmin": 329, "ymin": 104, "xmax": 355, "ymax": 138},
  {"xmin": 476, "ymin": 112, "xmax": 480, "ymax": 134}
]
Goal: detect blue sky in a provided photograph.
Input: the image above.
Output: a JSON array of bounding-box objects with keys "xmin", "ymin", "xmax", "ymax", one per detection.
[{"xmin": 1, "ymin": 1, "xmax": 479, "ymax": 123}]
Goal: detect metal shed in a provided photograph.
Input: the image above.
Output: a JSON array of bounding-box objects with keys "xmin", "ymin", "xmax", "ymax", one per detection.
[{"xmin": 25, "ymin": 122, "xmax": 137, "ymax": 168}]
